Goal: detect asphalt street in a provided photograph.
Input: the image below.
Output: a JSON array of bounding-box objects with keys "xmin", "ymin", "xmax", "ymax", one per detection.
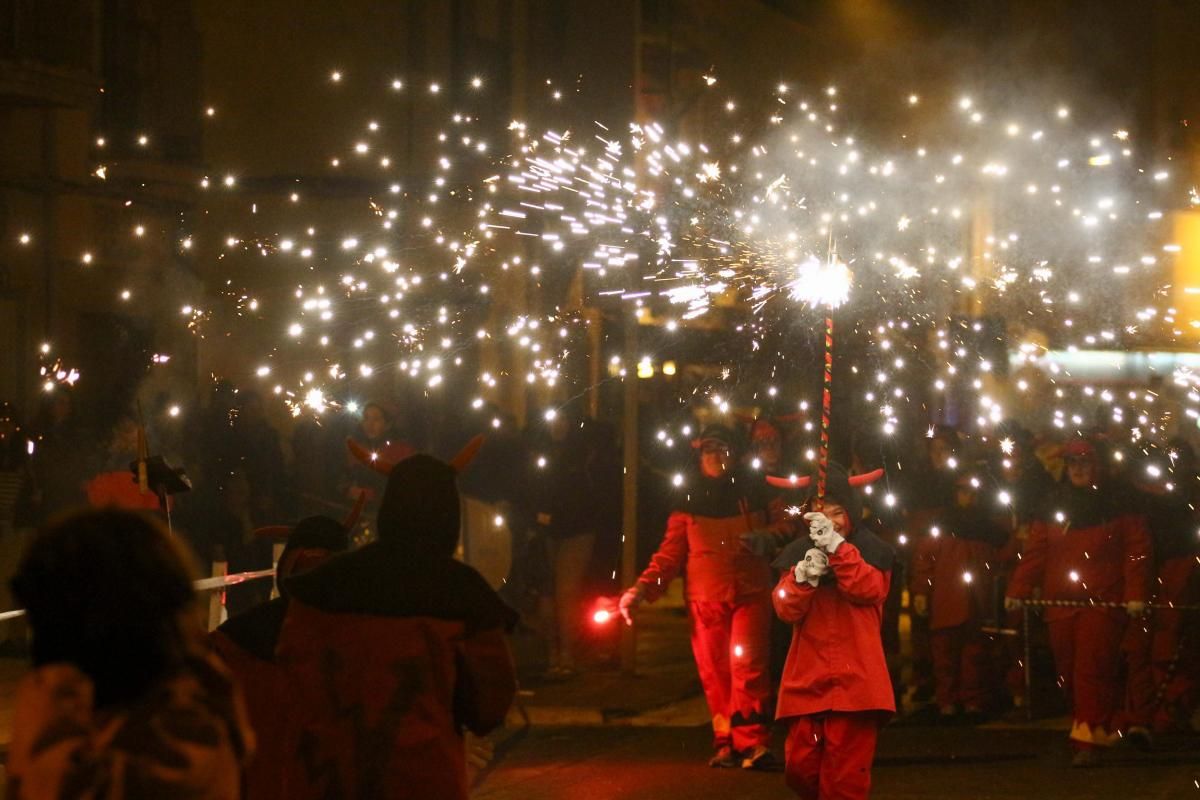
[{"xmin": 474, "ymin": 722, "xmax": 1200, "ymax": 800}]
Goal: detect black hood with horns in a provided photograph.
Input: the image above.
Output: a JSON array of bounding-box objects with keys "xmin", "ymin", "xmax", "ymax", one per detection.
[{"xmin": 376, "ymin": 453, "xmax": 462, "ymax": 558}]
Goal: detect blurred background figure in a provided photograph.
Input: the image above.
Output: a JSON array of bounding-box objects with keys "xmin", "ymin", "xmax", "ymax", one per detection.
[
  {"xmin": 1120, "ymin": 440, "xmax": 1200, "ymax": 740},
  {"xmin": 342, "ymin": 401, "xmax": 415, "ymax": 540},
  {"xmin": 0, "ymin": 402, "xmax": 35, "ymax": 655},
  {"xmin": 534, "ymin": 417, "xmax": 621, "ymax": 678},
  {"xmin": 911, "ymin": 468, "xmax": 1009, "ymax": 720},
  {"xmin": 903, "ymin": 425, "xmax": 962, "ymax": 708},
  {"xmin": 30, "ymin": 391, "xmax": 86, "ymax": 519},
  {"xmin": 84, "ymin": 414, "xmax": 160, "ymax": 512},
  {"xmin": 8, "ymin": 509, "xmax": 251, "ymax": 798},
  {"xmin": 1005, "ymin": 438, "xmax": 1152, "ymax": 767},
  {"xmin": 229, "ymin": 391, "xmax": 288, "ymax": 524},
  {"xmin": 210, "ymin": 515, "xmax": 351, "ymax": 800}
]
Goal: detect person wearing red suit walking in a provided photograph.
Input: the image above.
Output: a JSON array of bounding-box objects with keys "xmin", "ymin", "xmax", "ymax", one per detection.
[
  {"xmin": 1120, "ymin": 440, "xmax": 1200, "ymax": 741},
  {"xmin": 1005, "ymin": 438, "xmax": 1153, "ymax": 767},
  {"xmin": 619, "ymin": 424, "xmax": 795, "ymax": 770},
  {"xmin": 772, "ymin": 463, "xmax": 895, "ymax": 800},
  {"xmin": 911, "ymin": 469, "xmax": 1009, "ymax": 720}
]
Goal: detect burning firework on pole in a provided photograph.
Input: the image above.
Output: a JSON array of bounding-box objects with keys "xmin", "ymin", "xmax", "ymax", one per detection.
[{"xmin": 788, "ymin": 247, "xmax": 852, "ymax": 503}]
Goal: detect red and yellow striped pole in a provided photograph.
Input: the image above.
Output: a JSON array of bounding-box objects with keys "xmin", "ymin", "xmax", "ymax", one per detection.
[{"xmin": 817, "ymin": 314, "xmax": 833, "ymax": 503}]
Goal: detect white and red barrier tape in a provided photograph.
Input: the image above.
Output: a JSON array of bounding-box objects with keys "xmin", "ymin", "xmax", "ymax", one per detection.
[
  {"xmin": 1012, "ymin": 598, "xmax": 1200, "ymax": 611},
  {"xmin": 0, "ymin": 568, "xmax": 277, "ymax": 622}
]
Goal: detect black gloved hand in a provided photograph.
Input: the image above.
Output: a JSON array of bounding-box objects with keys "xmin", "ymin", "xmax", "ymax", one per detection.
[
  {"xmin": 772, "ymin": 536, "xmax": 810, "ymax": 571},
  {"xmin": 739, "ymin": 529, "xmax": 786, "ymax": 558}
]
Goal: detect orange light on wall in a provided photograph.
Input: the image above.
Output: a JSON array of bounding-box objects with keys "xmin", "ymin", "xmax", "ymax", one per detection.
[{"xmin": 1171, "ymin": 211, "xmax": 1200, "ymax": 326}]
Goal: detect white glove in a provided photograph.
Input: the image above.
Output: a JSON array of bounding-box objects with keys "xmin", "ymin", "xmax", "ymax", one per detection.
[
  {"xmin": 804, "ymin": 511, "xmax": 845, "ymax": 554},
  {"xmin": 1003, "ymin": 596, "xmax": 1023, "ymax": 612},
  {"xmin": 618, "ymin": 585, "xmax": 645, "ymax": 626},
  {"xmin": 465, "ymin": 732, "xmax": 494, "ymax": 770},
  {"xmin": 1125, "ymin": 600, "xmax": 1147, "ymax": 619},
  {"xmin": 912, "ymin": 594, "xmax": 929, "ymax": 617},
  {"xmin": 793, "ymin": 547, "xmax": 830, "ymax": 587}
]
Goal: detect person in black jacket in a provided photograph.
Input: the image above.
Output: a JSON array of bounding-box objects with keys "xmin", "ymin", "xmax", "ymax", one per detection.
[{"xmin": 536, "ymin": 418, "xmax": 621, "ymax": 677}]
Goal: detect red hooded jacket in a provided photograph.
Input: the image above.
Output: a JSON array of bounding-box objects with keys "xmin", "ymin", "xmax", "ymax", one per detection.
[
  {"xmin": 637, "ymin": 472, "xmax": 794, "ymax": 602},
  {"xmin": 911, "ymin": 507, "xmax": 1009, "ymax": 631},
  {"xmin": 208, "ymin": 599, "xmax": 293, "ymax": 800},
  {"xmin": 773, "ymin": 537, "xmax": 896, "ymax": 719},
  {"xmin": 1006, "ymin": 490, "xmax": 1151, "ymax": 622},
  {"xmin": 274, "ymin": 542, "xmax": 517, "ymax": 800}
]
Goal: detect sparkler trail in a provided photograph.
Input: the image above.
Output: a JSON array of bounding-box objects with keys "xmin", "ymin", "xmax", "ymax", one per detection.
[{"xmin": 22, "ymin": 69, "xmax": 1200, "ymax": 511}]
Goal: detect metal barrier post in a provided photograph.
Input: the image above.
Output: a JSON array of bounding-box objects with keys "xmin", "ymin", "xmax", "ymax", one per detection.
[
  {"xmin": 1023, "ymin": 604, "xmax": 1033, "ymax": 721},
  {"xmin": 208, "ymin": 560, "xmax": 228, "ymax": 631}
]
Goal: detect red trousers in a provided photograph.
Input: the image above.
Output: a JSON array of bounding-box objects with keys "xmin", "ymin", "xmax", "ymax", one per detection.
[
  {"xmin": 1122, "ymin": 557, "xmax": 1200, "ymax": 732},
  {"xmin": 1047, "ymin": 609, "xmax": 1126, "ymax": 749},
  {"xmin": 930, "ymin": 623, "xmax": 989, "ymax": 711},
  {"xmin": 689, "ymin": 598, "xmax": 772, "ymax": 751},
  {"xmin": 784, "ymin": 712, "xmax": 882, "ymax": 800}
]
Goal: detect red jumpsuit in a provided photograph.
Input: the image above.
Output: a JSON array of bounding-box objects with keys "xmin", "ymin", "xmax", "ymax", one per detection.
[
  {"xmin": 1122, "ymin": 555, "xmax": 1200, "ymax": 732},
  {"xmin": 1121, "ymin": 486, "xmax": 1200, "ymax": 733},
  {"xmin": 637, "ymin": 487, "xmax": 791, "ymax": 752},
  {"xmin": 1007, "ymin": 504, "xmax": 1151, "ymax": 749},
  {"xmin": 911, "ymin": 512, "xmax": 1005, "ymax": 711},
  {"xmin": 774, "ymin": 537, "xmax": 895, "ymax": 800}
]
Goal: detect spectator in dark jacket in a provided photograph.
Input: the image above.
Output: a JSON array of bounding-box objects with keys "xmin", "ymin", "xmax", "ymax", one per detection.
[
  {"xmin": 8, "ymin": 509, "xmax": 252, "ymax": 799},
  {"xmin": 273, "ymin": 440, "xmax": 517, "ymax": 800}
]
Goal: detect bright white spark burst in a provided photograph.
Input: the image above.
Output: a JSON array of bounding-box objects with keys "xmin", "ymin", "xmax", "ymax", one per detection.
[{"xmin": 43, "ymin": 67, "xmax": 1194, "ymax": 507}]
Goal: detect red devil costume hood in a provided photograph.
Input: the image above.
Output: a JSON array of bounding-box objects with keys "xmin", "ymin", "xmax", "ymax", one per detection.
[
  {"xmin": 772, "ymin": 463, "xmax": 897, "ymax": 720},
  {"xmin": 273, "ymin": 439, "xmax": 518, "ymax": 800},
  {"xmin": 770, "ymin": 464, "xmax": 895, "ymax": 575}
]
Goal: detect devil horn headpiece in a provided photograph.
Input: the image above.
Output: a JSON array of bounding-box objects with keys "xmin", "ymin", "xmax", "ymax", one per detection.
[
  {"xmin": 766, "ymin": 473, "xmax": 812, "ymax": 489},
  {"xmin": 847, "ymin": 468, "xmax": 885, "ymax": 486},
  {"xmin": 254, "ymin": 487, "xmax": 370, "ymax": 541},
  {"xmin": 254, "ymin": 524, "xmax": 293, "ymax": 541},
  {"xmin": 346, "ymin": 434, "xmax": 485, "ymax": 476},
  {"xmin": 764, "ymin": 466, "xmax": 882, "ymax": 490}
]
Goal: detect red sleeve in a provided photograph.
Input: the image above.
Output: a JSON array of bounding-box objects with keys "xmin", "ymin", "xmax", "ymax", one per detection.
[
  {"xmin": 456, "ymin": 628, "xmax": 518, "ymax": 735},
  {"xmin": 773, "ymin": 570, "xmax": 816, "ymax": 624},
  {"xmin": 637, "ymin": 511, "xmax": 689, "ymax": 602},
  {"xmin": 1120, "ymin": 514, "xmax": 1153, "ymax": 603},
  {"xmin": 829, "ymin": 541, "xmax": 889, "ymax": 605},
  {"xmin": 1006, "ymin": 519, "xmax": 1048, "ymax": 599},
  {"xmin": 910, "ymin": 534, "xmax": 937, "ymax": 598}
]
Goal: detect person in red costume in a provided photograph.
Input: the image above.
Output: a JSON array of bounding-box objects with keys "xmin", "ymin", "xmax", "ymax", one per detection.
[
  {"xmin": 911, "ymin": 470, "xmax": 1009, "ymax": 719},
  {"xmin": 274, "ymin": 438, "xmax": 517, "ymax": 800},
  {"xmin": 772, "ymin": 463, "xmax": 895, "ymax": 800},
  {"xmin": 619, "ymin": 424, "xmax": 795, "ymax": 770},
  {"xmin": 1005, "ymin": 438, "xmax": 1152, "ymax": 767},
  {"xmin": 1120, "ymin": 440, "xmax": 1200, "ymax": 742},
  {"xmin": 208, "ymin": 515, "xmax": 350, "ymax": 800},
  {"xmin": 85, "ymin": 416, "xmax": 163, "ymax": 512}
]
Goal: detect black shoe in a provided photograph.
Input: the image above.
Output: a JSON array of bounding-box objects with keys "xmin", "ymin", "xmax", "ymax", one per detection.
[
  {"xmin": 708, "ymin": 746, "xmax": 738, "ymax": 768},
  {"xmin": 1124, "ymin": 727, "xmax": 1153, "ymax": 751}
]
